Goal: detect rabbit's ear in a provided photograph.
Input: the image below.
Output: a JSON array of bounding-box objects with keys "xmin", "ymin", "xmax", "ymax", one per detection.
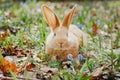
[
  {"xmin": 62, "ymin": 5, "xmax": 76, "ymax": 28},
  {"xmin": 42, "ymin": 5, "xmax": 60, "ymax": 30}
]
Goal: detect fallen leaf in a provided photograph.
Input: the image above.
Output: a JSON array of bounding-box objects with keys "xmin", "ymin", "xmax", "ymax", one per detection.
[
  {"xmin": 82, "ymin": 72, "xmax": 89, "ymax": 78},
  {"xmin": 90, "ymin": 66, "xmax": 104, "ymax": 80},
  {"xmin": 26, "ymin": 63, "xmax": 36, "ymax": 71},
  {"xmin": 0, "ymin": 31, "xmax": 9, "ymax": 41},
  {"xmin": 40, "ymin": 67, "xmax": 58, "ymax": 74},
  {"xmin": 42, "ymin": 62, "xmax": 48, "ymax": 66},
  {"xmin": 37, "ymin": 54, "xmax": 42, "ymax": 58},
  {"xmin": 36, "ymin": 72, "xmax": 52, "ymax": 80},
  {"xmin": 6, "ymin": 12, "xmax": 16, "ymax": 18},
  {"xmin": 0, "ymin": 56, "xmax": 18, "ymax": 75},
  {"xmin": 93, "ymin": 22, "xmax": 99, "ymax": 36},
  {"xmin": 36, "ymin": 73, "xmax": 42, "ymax": 79},
  {"xmin": 2, "ymin": 44, "xmax": 25, "ymax": 56}
]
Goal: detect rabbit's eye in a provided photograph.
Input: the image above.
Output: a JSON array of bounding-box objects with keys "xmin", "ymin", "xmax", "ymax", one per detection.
[
  {"xmin": 66, "ymin": 33, "xmax": 68, "ymax": 37},
  {"xmin": 54, "ymin": 33, "xmax": 56, "ymax": 36}
]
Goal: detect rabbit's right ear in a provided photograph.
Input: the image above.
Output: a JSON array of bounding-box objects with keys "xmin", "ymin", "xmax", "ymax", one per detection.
[
  {"xmin": 42, "ymin": 5, "xmax": 60, "ymax": 30},
  {"xmin": 62, "ymin": 5, "xmax": 76, "ymax": 28}
]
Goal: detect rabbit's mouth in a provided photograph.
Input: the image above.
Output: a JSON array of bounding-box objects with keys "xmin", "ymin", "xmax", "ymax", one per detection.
[
  {"xmin": 52, "ymin": 46, "xmax": 72, "ymax": 50},
  {"xmin": 60, "ymin": 44, "xmax": 62, "ymax": 48}
]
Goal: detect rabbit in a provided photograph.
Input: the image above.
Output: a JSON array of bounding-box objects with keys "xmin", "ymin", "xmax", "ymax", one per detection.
[{"xmin": 41, "ymin": 5, "xmax": 87, "ymax": 61}]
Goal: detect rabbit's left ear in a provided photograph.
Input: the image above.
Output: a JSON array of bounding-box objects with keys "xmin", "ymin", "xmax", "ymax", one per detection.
[
  {"xmin": 62, "ymin": 5, "xmax": 76, "ymax": 28},
  {"xmin": 42, "ymin": 5, "xmax": 60, "ymax": 30}
]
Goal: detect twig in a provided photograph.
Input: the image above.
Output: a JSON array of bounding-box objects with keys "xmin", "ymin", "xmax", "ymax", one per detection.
[
  {"xmin": 0, "ymin": 73, "xmax": 35, "ymax": 80},
  {"xmin": 0, "ymin": 76, "xmax": 34, "ymax": 80}
]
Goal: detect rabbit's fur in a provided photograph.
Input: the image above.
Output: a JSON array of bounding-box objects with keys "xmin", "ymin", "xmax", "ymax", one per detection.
[{"xmin": 42, "ymin": 5, "xmax": 87, "ymax": 61}]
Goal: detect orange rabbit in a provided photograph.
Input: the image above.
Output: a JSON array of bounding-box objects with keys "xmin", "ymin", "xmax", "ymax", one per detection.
[{"xmin": 42, "ymin": 5, "xmax": 87, "ymax": 61}]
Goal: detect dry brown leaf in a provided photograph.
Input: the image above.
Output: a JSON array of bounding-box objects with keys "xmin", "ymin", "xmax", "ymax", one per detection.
[
  {"xmin": 26, "ymin": 63, "xmax": 36, "ymax": 71},
  {"xmin": 37, "ymin": 54, "xmax": 42, "ymax": 58},
  {"xmin": 0, "ymin": 31, "xmax": 9, "ymax": 41},
  {"xmin": 2, "ymin": 44, "xmax": 24, "ymax": 56},
  {"xmin": 0, "ymin": 57, "xmax": 18, "ymax": 75},
  {"xmin": 6, "ymin": 12, "xmax": 16, "ymax": 18},
  {"xmin": 93, "ymin": 22, "xmax": 99, "ymax": 36},
  {"xmin": 40, "ymin": 67, "xmax": 58, "ymax": 74},
  {"xmin": 90, "ymin": 66, "xmax": 104, "ymax": 80}
]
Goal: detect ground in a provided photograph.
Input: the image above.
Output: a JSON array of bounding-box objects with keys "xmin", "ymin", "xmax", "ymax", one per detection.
[{"xmin": 0, "ymin": 0, "xmax": 120, "ymax": 80}]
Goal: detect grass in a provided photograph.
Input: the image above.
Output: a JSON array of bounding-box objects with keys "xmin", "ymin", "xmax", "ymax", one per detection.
[{"xmin": 0, "ymin": 0, "xmax": 120, "ymax": 80}]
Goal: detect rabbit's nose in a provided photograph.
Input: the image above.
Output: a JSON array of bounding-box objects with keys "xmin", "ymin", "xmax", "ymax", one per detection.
[{"xmin": 60, "ymin": 42, "xmax": 63, "ymax": 47}]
